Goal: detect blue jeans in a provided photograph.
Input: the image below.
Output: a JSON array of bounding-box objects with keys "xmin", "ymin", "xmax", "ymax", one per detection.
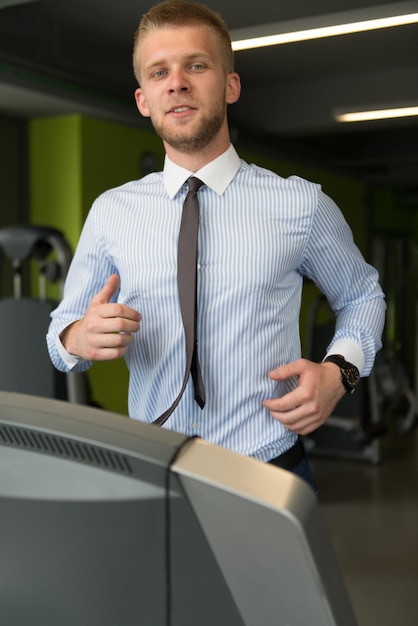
[
  {"xmin": 290, "ymin": 455, "xmax": 318, "ymax": 494},
  {"xmin": 268, "ymin": 438, "xmax": 318, "ymax": 494}
]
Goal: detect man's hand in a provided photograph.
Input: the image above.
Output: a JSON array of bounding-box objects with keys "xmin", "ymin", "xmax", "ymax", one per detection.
[
  {"xmin": 263, "ymin": 359, "xmax": 346, "ymax": 435},
  {"xmin": 60, "ymin": 274, "xmax": 141, "ymax": 362}
]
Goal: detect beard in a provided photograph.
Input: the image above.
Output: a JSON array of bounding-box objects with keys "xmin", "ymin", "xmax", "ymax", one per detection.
[{"xmin": 150, "ymin": 99, "xmax": 226, "ymax": 154}]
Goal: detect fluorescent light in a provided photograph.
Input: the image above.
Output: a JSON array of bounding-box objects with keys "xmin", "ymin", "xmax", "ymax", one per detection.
[
  {"xmin": 232, "ymin": 12, "xmax": 418, "ymax": 51},
  {"xmin": 335, "ymin": 106, "xmax": 418, "ymax": 123}
]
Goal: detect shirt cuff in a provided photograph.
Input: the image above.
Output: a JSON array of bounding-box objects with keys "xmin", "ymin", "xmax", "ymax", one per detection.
[
  {"xmin": 323, "ymin": 339, "xmax": 365, "ymax": 376},
  {"xmin": 56, "ymin": 332, "xmax": 82, "ymax": 370}
]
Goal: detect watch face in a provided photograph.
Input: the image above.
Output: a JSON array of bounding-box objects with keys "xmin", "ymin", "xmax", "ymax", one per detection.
[
  {"xmin": 324, "ymin": 355, "xmax": 360, "ymax": 393},
  {"xmin": 341, "ymin": 365, "xmax": 360, "ymax": 392},
  {"xmin": 345, "ymin": 366, "xmax": 360, "ymax": 386}
]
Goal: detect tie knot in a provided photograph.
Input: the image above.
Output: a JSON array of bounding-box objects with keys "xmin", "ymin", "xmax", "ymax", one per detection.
[{"xmin": 187, "ymin": 176, "xmax": 204, "ymax": 193}]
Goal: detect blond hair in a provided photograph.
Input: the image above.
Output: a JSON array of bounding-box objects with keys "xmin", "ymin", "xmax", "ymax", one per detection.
[{"xmin": 133, "ymin": 0, "xmax": 234, "ymax": 83}]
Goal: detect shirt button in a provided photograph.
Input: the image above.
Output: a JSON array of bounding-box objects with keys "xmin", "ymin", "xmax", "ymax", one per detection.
[
  {"xmin": 191, "ymin": 423, "xmax": 198, "ymax": 429},
  {"xmin": 197, "ymin": 263, "xmax": 201, "ymax": 270}
]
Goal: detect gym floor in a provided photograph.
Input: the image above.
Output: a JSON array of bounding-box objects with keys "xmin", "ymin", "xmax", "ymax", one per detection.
[{"xmin": 310, "ymin": 428, "xmax": 418, "ymax": 626}]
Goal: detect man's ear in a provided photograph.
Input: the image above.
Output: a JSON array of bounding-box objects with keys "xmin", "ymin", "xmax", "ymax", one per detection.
[
  {"xmin": 135, "ymin": 88, "xmax": 151, "ymax": 118},
  {"xmin": 226, "ymin": 73, "xmax": 241, "ymax": 105}
]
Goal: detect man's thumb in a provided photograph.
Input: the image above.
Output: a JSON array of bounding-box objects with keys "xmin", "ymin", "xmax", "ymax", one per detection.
[{"xmin": 92, "ymin": 274, "xmax": 120, "ymax": 305}]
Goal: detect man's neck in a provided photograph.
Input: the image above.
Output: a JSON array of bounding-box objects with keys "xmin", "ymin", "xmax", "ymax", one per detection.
[{"xmin": 163, "ymin": 133, "xmax": 231, "ymax": 172}]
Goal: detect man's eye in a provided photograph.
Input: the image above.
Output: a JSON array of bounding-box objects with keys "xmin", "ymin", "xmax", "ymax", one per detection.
[
  {"xmin": 153, "ymin": 70, "xmax": 166, "ymax": 78},
  {"xmin": 190, "ymin": 63, "xmax": 205, "ymax": 71}
]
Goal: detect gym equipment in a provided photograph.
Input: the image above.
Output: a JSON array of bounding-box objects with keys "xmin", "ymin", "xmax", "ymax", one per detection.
[
  {"xmin": 0, "ymin": 225, "xmax": 88, "ymax": 404},
  {"xmin": 304, "ymin": 293, "xmax": 417, "ymax": 464},
  {"xmin": 0, "ymin": 390, "xmax": 358, "ymax": 626},
  {"xmin": 304, "ymin": 294, "xmax": 384, "ymax": 464}
]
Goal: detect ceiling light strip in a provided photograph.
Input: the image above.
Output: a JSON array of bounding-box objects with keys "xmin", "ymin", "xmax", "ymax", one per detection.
[
  {"xmin": 232, "ymin": 13, "xmax": 418, "ymax": 51},
  {"xmin": 335, "ymin": 106, "xmax": 418, "ymax": 123}
]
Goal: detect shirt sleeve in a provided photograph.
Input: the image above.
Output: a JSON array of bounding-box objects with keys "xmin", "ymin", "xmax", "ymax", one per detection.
[
  {"xmin": 300, "ymin": 189, "xmax": 386, "ymax": 376},
  {"xmin": 46, "ymin": 201, "xmax": 118, "ymax": 373}
]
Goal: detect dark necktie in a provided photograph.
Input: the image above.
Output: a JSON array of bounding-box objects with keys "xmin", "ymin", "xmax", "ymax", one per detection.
[{"xmin": 154, "ymin": 177, "xmax": 205, "ymax": 426}]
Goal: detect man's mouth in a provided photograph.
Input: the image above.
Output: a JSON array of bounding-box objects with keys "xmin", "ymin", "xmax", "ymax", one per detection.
[{"xmin": 168, "ymin": 105, "xmax": 195, "ymax": 114}]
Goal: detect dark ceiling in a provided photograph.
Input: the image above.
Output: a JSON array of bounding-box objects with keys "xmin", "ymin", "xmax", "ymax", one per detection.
[{"xmin": 1, "ymin": 0, "xmax": 417, "ymax": 205}]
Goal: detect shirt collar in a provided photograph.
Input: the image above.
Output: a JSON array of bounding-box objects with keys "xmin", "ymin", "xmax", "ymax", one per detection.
[{"xmin": 163, "ymin": 144, "xmax": 241, "ymax": 199}]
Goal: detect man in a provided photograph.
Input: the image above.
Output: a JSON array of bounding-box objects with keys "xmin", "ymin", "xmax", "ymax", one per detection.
[{"xmin": 47, "ymin": 0, "xmax": 385, "ymax": 490}]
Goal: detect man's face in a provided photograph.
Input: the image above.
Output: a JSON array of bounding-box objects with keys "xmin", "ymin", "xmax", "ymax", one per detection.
[{"xmin": 134, "ymin": 25, "xmax": 240, "ymax": 155}]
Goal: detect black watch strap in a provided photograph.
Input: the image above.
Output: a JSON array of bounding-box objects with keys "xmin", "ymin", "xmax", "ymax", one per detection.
[{"xmin": 323, "ymin": 354, "xmax": 360, "ymax": 394}]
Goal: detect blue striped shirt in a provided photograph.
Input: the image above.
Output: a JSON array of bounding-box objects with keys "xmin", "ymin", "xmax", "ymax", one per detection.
[{"xmin": 47, "ymin": 145, "xmax": 385, "ymax": 461}]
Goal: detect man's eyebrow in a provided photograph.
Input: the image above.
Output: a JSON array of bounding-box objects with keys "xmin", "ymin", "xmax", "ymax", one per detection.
[
  {"xmin": 143, "ymin": 61, "xmax": 165, "ymax": 74},
  {"xmin": 184, "ymin": 53, "xmax": 213, "ymax": 62},
  {"xmin": 144, "ymin": 53, "xmax": 214, "ymax": 72}
]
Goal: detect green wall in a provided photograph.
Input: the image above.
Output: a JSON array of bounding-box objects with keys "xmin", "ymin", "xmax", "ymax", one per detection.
[
  {"xmin": 0, "ymin": 118, "xmax": 29, "ymax": 296},
  {"xmin": 30, "ymin": 116, "xmax": 83, "ymax": 250},
  {"xmin": 372, "ymin": 187, "xmax": 418, "ymax": 237}
]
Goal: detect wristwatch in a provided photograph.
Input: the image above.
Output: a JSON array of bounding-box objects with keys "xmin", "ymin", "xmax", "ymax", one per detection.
[{"xmin": 323, "ymin": 354, "xmax": 360, "ymax": 394}]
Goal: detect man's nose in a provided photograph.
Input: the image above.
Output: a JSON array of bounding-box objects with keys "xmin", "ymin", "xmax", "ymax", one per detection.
[{"xmin": 168, "ymin": 69, "xmax": 190, "ymax": 93}]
